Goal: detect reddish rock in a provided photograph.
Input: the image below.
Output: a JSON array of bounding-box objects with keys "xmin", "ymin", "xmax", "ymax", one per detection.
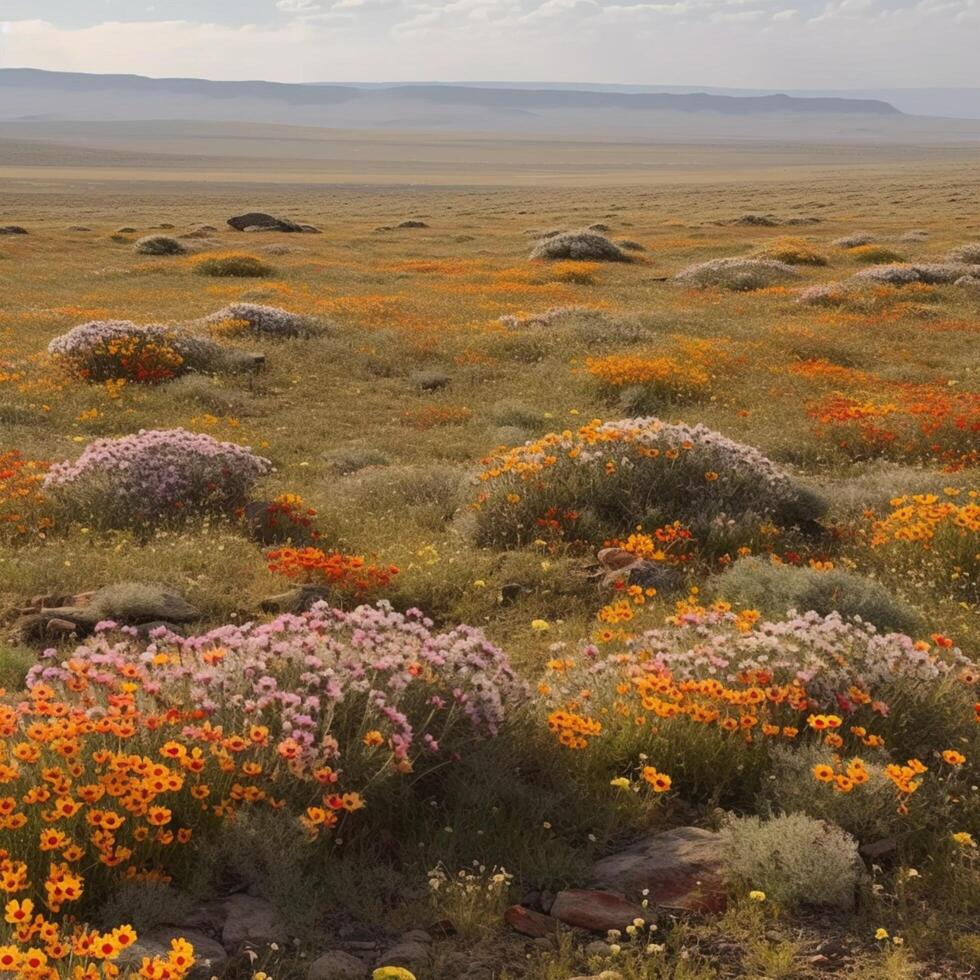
[
  {"xmin": 504, "ymin": 905, "xmax": 560, "ymax": 939},
  {"xmin": 549, "ymin": 890, "xmax": 650, "ymax": 933},
  {"xmin": 591, "ymin": 826, "xmax": 727, "ymax": 913}
]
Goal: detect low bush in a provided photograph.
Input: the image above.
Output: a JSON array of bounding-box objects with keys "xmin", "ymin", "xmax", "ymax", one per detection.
[
  {"xmin": 530, "ymin": 232, "xmax": 630, "ymax": 263},
  {"xmin": 43, "ymin": 428, "xmax": 270, "ymax": 529},
  {"xmin": 673, "ymin": 257, "xmax": 800, "ymax": 291},
  {"xmin": 134, "ymin": 235, "xmax": 186, "ymax": 255},
  {"xmin": 47, "ymin": 320, "xmax": 237, "ymax": 383},
  {"xmin": 706, "ymin": 556, "xmax": 922, "ymax": 634},
  {"xmin": 833, "ymin": 233, "xmax": 876, "ymax": 248},
  {"xmin": 535, "ymin": 604, "xmax": 973, "ymax": 809},
  {"xmin": 723, "ymin": 813, "xmax": 861, "ymax": 910},
  {"xmin": 473, "ymin": 417, "xmax": 825, "ymax": 552},
  {"xmin": 868, "ymin": 489, "xmax": 979, "ymax": 603},
  {"xmin": 946, "ymin": 242, "xmax": 980, "ymax": 264},
  {"xmin": 796, "ymin": 282, "xmax": 849, "ymax": 306},
  {"xmin": 585, "ymin": 353, "xmax": 710, "ymax": 404},
  {"xmin": 205, "ymin": 303, "xmax": 321, "ymax": 338},
  {"xmin": 848, "ymin": 244, "xmax": 905, "ymax": 264},
  {"xmin": 192, "ymin": 252, "xmax": 273, "ymax": 277},
  {"xmin": 0, "ymin": 450, "xmax": 50, "ymax": 539},
  {"xmin": 851, "ymin": 263, "xmax": 972, "ymax": 286},
  {"xmin": 752, "ymin": 237, "xmax": 828, "ymax": 266}
]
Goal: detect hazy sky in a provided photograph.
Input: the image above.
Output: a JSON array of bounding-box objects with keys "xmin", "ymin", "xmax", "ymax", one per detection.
[{"xmin": 1, "ymin": 0, "xmax": 977, "ymax": 88}]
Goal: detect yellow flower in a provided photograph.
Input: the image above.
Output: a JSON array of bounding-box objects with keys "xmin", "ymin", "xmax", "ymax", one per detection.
[
  {"xmin": 875, "ymin": 928, "xmax": 889, "ymax": 941},
  {"xmin": 952, "ymin": 831, "xmax": 976, "ymax": 848},
  {"xmin": 531, "ymin": 619, "xmax": 551, "ymax": 631},
  {"xmin": 373, "ymin": 968, "xmax": 416, "ymax": 980},
  {"xmin": 748, "ymin": 891, "xmax": 766, "ymax": 902},
  {"xmin": 610, "ymin": 777, "xmax": 631, "ymax": 790}
]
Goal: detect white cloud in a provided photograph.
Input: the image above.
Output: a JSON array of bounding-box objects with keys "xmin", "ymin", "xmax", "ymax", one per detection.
[{"xmin": 2, "ymin": 3, "xmax": 979, "ymax": 87}]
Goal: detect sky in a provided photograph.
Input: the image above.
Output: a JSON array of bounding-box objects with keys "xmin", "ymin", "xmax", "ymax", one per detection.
[{"xmin": 0, "ymin": 0, "xmax": 978, "ymax": 89}]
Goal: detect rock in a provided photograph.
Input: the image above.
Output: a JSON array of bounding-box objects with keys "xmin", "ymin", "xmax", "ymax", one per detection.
[
  {"xmin": 375, "ymin": 940, "xmax": 430, "ymax": 973},
  {"xmin": 399, "ymin": 930, "xmax": 432, "ymax": 945},
  {"xmin": 66, "ymin": 225, "xmax": 92, "ymax": 232},
  {"xmin": 504, "ymin": 905, "xmax": 560, "ymax": 939},
  {"xmin": 45, "ymin": 618, "xmax": 79, "ymax": 636},
  {"xmin": 597, "ymin": 548, "xmax": 637, "ymax": 571},
  {"xmin": 307, "ymin": 950, "xmax": 368, "ymax": 980},
  {"xmin": 584, "ymin": 940, "xmax": 612, "ymax": 956},
  {"xmin": 0, "ymin": 225, "xmax": 28, "ymax": 235},
  {"xmin": 71, "ymin": 582, "xmax": 199, "ymax": 626},
  {"xmin": 220, "ymin": 894, "xmax": 286, "ymax": 950},
  {"xmin": 299, "ymin": 224, "xmax": 322, "ymax": 234},
  {"xmin": 549, "ymin": 890, "xmax": 650, "ymax": 933},
  {"xmin": 590, "ymin": 826, "xmax": 727, "ymax": 913},
  {"xmin": 228, "ymin": 212, "xmax": 305, "ymax": 233},
  {"xmin": 260, "ymin": 586, "xmax": 330, "ymax": 615},
  {"xmin": 397, "ymin": 220, "xmax": 429, "ymax": 228},
  {"xmin": 118, "ymin": 928, "xmax": 227, "ymax": 980}
]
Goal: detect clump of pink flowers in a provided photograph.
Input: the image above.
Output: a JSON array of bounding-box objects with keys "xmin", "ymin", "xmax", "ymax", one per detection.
[
  {"xmin": 29, "ymin": 601, "xmax": 528, "ymax": 777},
  {"xmin": 43, "ymin": 428, "xmax": 271, "ymax": 527}
]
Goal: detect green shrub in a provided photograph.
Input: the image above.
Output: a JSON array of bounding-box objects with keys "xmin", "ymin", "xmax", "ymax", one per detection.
[
  {"xmin": 705, "ymin": 556, "xmax": 921, "ymax": 634},
  {"xmin": 848, "ymin": 244, "xmax": 906, "ymax": 264},
  {"xmin": 193, "ymin": 253, "xmax": 273, "ymax": 278},
  {"xmin": 723, "ymin": 813, "xmax": 861, "ymax": 910},
  {"xmin": 0, "ymin": 645, "xmax": 34, "ymax": 691}
]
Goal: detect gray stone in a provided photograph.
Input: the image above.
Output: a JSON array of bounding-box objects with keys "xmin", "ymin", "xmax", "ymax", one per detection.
[
  {"xmin": 307, "ymin": 950, "xmax": 368, "ymax": 980},
  {"xmin": 376, "ymin": 940, "xmax": 430, "ymax": 973},
  {"xmin": 118, "ymin": 928, "xmax": 227, "ymax": 980},
  {"xmin": 220, "ymin": 894, "xmax": 286, "ymax": 950}
]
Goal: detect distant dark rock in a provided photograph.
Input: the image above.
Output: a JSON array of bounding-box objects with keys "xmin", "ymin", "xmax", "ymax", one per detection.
[
  {"xmin": 397, "ymin": 220, "xmax": 429, "ymax": 228},
  {"xmin": 228, "ymin": 212, "xmax": 305, "ymax": 233},
  {"xmin": 0, "ymin": 225, "xmax": 28, "ymax": 235}
]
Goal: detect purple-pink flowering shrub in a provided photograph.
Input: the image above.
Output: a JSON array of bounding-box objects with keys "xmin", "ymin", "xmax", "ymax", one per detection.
[
  {"xmin": 43, "ymin": 428, "xmax": 271, "ymax": 528},
  {"xmin": 619, "ymin": 609, "xmax": 971, "ymax": 706},
  {"xmin": 29, "ymin": 600, "xmax": 528, "ymax": 782},
  {"xmin": 204, "ymin": 304, "xmax": 321, "ymax": 338}
]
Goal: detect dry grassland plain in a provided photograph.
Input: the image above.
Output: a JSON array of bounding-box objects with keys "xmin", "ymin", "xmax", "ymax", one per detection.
[{"xmin": 0, "ymin": 132, "xmax": 978, "ymax": 979}]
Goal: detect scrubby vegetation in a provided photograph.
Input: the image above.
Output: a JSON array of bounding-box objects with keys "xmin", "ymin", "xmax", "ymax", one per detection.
[{"xmin": 0, "ymin": 178, "xmax": 977, "ymax": 979}]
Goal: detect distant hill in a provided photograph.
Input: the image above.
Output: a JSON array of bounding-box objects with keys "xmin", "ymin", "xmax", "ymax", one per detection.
[
  {"xmin": 0, "ymin": 69, "xmax": 902, "ymax": 131},
  {"xmin": 347, "ymin": 81, "xmax": 980, "ymax": 121}
]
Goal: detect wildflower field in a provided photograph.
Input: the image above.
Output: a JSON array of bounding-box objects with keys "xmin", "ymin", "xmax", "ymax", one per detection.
[{"xmin": 0, "ymin": 167, "xmax": 978, "ymax": 979}]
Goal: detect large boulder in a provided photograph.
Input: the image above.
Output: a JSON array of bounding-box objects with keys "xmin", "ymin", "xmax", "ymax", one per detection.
[
  {"xmin": 590, "ymin": 826, "xmax": 727, "ymax": 913},
  {"xmin": 0, "ymin": 225, "xmax": 28, "ymax": 235},
  {"xmin": 227, "ymin": 212, "xmax": 305, "ymax": 233}
]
